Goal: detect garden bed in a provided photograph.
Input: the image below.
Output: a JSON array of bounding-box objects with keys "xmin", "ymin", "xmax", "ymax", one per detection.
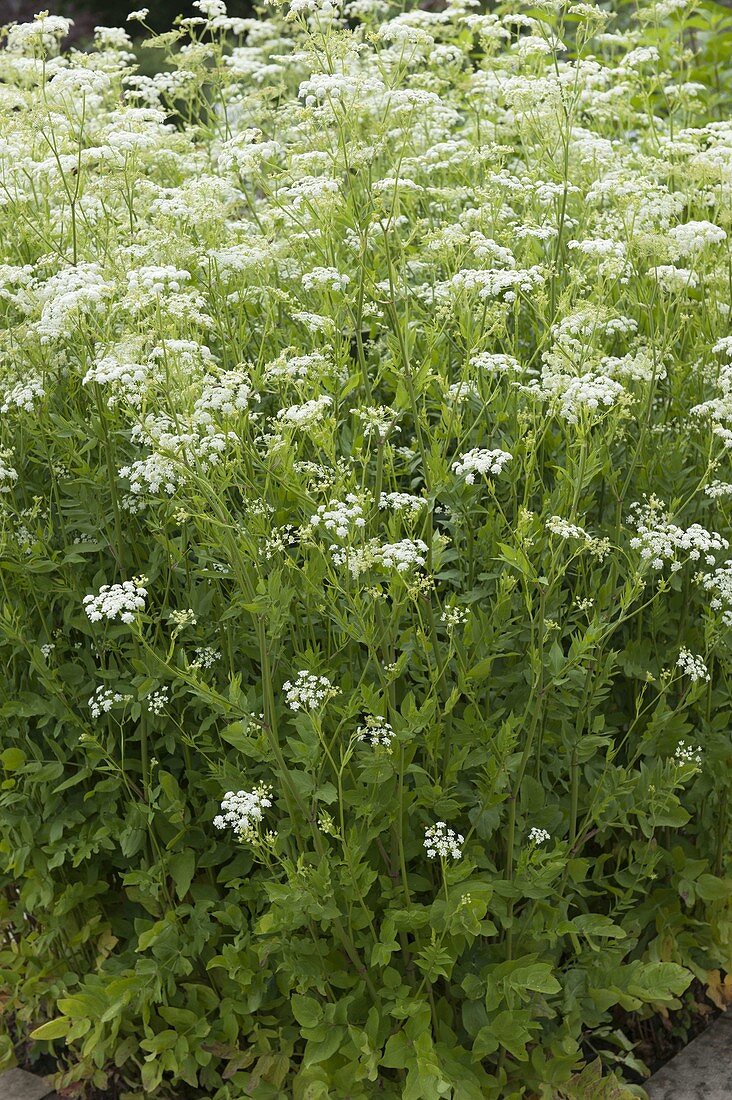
[{"xmin": 1, "ymin": 1, "xmax": 732, "ymax": 1097}]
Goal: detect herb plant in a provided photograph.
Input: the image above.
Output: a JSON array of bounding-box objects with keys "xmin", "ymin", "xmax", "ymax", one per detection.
[{"xmin": 1, "ymin": 1, "xmax": 732, "ymax": 1097}]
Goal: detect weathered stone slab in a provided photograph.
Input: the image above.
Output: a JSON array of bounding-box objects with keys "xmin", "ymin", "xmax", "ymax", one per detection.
[
  {"xmin": 646, "ymin": 1011, "xmax": 732, "ymax": 1099},
  {"xmin": 0, "ymin": 1068, "xmax": 56, "ymax": 1100}
]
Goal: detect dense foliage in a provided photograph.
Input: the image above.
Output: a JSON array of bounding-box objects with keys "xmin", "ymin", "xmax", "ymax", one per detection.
[{"xmin": 2, "ymin": 1, "xmax": 732, "ymax": 1097}]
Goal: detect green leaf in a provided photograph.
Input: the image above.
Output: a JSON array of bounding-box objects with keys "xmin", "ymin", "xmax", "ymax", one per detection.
[
  {"xmin": 490, "ymin": 1010, "xmax": 534, "ymax": 1060},
  {"xmin": 1, "ymin": 748, "xmax": 25, "ymax": 771},
  {"xmin": 168, "ymin": 849, "xmax": 195, "ymax": 899},
  {"xmin": 497, "ymin": 543, "xmax": 535, "ymax": 580},
  {"xmin": 695, "ymin": 874, "xmax": 732, "ymax": 902},
  {"xmin": 508, "ymin": 962, "xmax": 561, "ymax": 995},
  {"xmin": 291, "ymin": 994, "xmax": 323, "ymax": 1029},
  {"xmin": 562, "ymin": 914, "xmax": 626, "ymax": 940},
  {"xmin": 30, "ymin": 1017, "xmax": 70, "ymax": 1041}
]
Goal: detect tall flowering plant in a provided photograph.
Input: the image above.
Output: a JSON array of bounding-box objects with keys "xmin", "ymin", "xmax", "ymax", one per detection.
[{"xmin": 1, "ymin": 0, "xmax": 732, "ymax": 1096}]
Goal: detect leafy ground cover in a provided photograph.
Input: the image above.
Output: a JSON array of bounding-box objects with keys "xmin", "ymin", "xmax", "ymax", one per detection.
[{"xmin": 1, "ymin": 1, "xmax": 732, "ymax": 1097}]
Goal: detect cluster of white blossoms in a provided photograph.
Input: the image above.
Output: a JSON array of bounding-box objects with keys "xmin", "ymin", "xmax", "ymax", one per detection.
[
  {"xmin": 356, "ymin": 715, "xmax": 394, "ymax": 750},
  {"xmin": 424, "ymin": 822, "xmax": 464, "ymax": 861},
  {"xmin": 330, "ymin": 537, "xmax": 429, "ymax": 578},
  {"xmin": 213, "ymin": 785, "xmax": 273, "ymax": 838},
  {"xmin": 283, "ymin": 670, "xmax": 340, "ymax": 711},
  {"xmin": 0, "ymin": 449, "xmax": 18, "ymax": 493},
  {"xmin": 308, "ymin": 495, "xmax": 366, "ymax": 538},
  {"xmin": 301, "ymin": 267, "xmax": 350, "ymax": 293},
  {"xmin": 629, "ymin": 501, "xmax": 728, "ymax": 572},
  {"xmin": 440, "ymin": 605, "xmax": 470, "ymax": 630},
  {"xmin": 452, "ymin": 448, "xmax": 513, "ymax": 484},
  {"xmin": 667, "ymin": 220, "xmax": 727, "ymax": 257},
  {"xmin": 146, "ymin": 688, "xmax": 169, "ymax": 715},
  {"xmin": 88, "ymin": 686, "xmax": 132, "ymax": 718},
  {"xmin": 276, "ymin": 396, "xmax": 333, "ymax": 429},
  {"xmin": 528, "ymin": 827, "xmax": 551, "ymax": 845},
  {"xmin": 1, "ymin": 375, "xmax": 45, "ymax": 415},
  {"xmin": 190, "ymin": 646, "xmax": 220, "ymax": 670},
  {"xmin": 546, "ymin": 516, "xmax": 611, "ymax": 560},
  {"xmin": 83, "ymin": 578, "xmax": 148, "ymax": 624},
  {"xmin": 676, "ymin": 649, "xmax": 710, "ymax": 683},
  {"xmin": 675, "ymin": 742, "xmax": 703, "ymax": 768},
  {"xmin": 700, "ymin": 562, "xmax": 732, "ymax": 626},
  {"xmin": 379, "ymin": 492, "xmax": 425, "ymax": 515}
]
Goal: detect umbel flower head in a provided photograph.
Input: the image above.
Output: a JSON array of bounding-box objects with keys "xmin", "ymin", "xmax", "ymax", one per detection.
[
  {"xmin": 283, "ymin": 670, "xmax": 340, "ymax": 710},
  {"xmin": 83, "ymin": 577, "xmax": 148, "ymax": 624},
  {"xmin": 213, "ymin": 784, "xmax": 273, "ymax": 839},
  {"xmin": 424, "ymin": 821, "xmax": 464, "ymax": 860}
]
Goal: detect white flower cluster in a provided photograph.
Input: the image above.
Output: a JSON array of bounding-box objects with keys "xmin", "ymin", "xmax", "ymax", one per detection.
[
  {"xmin": 546, "ymin": 516, "xmax": 611, "ymax": 559},
  {"xmin": 88, "ymin": 686, "xmax": 132, "ymax": 718},
  {"xmin": 33, "ymin": 264, "xmax": 112, "ymax": 343},
  {"xmin": 213, "ymin": 785, "xmax": 273, "ymax": 838},
  {"xmin": 301, "ymin": 267, "xmax": 350, "ymax": 293},
  {"xmin": 309, "ymin": 495, "xmax": 366, "ymax": 538},
  {"xmin": 1, "ymin": 375, "xmax": 45, "ymax": 415},
  {"xmin": 379, "ymin": 492, "xmax": 425, "ymax": 515},
  {"xmin": 528, "ymin": 827, "xmax": 551, "ymax": 845},
  {"xmin": 5, "ymin": 15, "xmax": 72, "ymax": 56},
  {"xmin": 649, "ymin": 266, "xmax": 698, "ymax": 293},
  {"xmin": 424, "ymin": 821, "xmax": 464, "ymax": 861},
  {"xmin": 331, "ymin": 537, "xmax": 429, "ymax": 577},
  {"xmin": 629, "ymin": 501, "xmax": 728, "ymax": 572},
  {"xmin": 356, "ymin": 715, "xmax": 394, "ymax": 750},
  {"xmin": 146, "ymin": 688, "xmax": 169, "ymax": 715},
  {"xmin": 194, "ymin": 371, "xmax": 253, "ymax": 423},
  {"xmin": 470, "ymin": 352, "xmax": 523, "ymax": 375},
  {"xmin": 283, "ymin": 670, "xmax": 340, "ymax": 710},
  {"xmin": 674, "ymin": 742, "xmax": 703, "ymax": 768},
  {"xmin": 276, "ymin": 396, "xmax": 333, "ymax": 428},
  {"xmin": 83, "ymin": 353, "xmax": 156, "ymax": 408},
  {"xmin": 676, "ymin": 648, "xmax": 710, "ymax": 683},
  {"xmin": 700, "ymin": 561, "xmax": 732, "ymax": 625},
  {"xmin": 190, "ymin": 646, "xmax": 220, "ymax": 670},
  {"xmin": 440, "ymin": 605, "xmax": 470, "ymax": 630},
  {"xmin": 668, "ymin": 220, "xmax": 727, "ymax": 257},
  {"xmin": 83, "ymin": 578, "xmax": 148, "ymax": 624},
  {"xmin": 0, "ymin": 449, "xmax": 18, "ymax": 493},
  {"xmin": 453, "ymin": 448, "xmax": 513, "ymax": 484},
  {"xmin": 705, "ymin": 481, "xmax": 732, "ymax": 499},
  {"xmin": 547, "ymin": 516, "xmax": 586, "ymax": 540}
]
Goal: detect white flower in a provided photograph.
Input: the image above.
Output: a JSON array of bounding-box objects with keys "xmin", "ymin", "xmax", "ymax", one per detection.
[
  {"xmin": 301, "ymin": 267, "xmax": 350, "ymax": 293},
  {"xmin": 378, "ymin": 492, "xmax": 425, "ymax": 515},
  {"xmin": 629, "ymin": 501, "xmax": 728, "ymax": 572},
  {"xmin": 676, "ymin": 648, "xmax": 710, "ymax": 683},
  {"xmin": 528, "ymin": 827, "xmax": 551, "ymax": 845},
  {"xmin": 283, "ymin": 670, "xmax": 340, "ymax": 710},
  {"xmin": 453, "ymin": 448, "xmax": 513, "ymax": 483},
  {"xmin": 146, "ymin": 687, "xmax": 169, "ymax": 715},
  {"xmin": 668, "ymin": 220, "xmax": 726, "ymax": 257},
  {"xmin": 674, "ymin": 742, "xmax": 702, "ymax": 768},
  {"xmin": 89, "ymin": 685, "xmax": 133, "ymax": 718},
  {"xmin": 356, "ymin": 715, "xmax": 394, "ymax": 750},
  {"xmin": 0, "ymin": 449, "xmax": 18, "ymax": 492},
  {"xmin": 308, "ymin": 495, "xmax": 367, "ymax": 538},
  {"xmin": 83, "ymin": 578, "xmax": 148, "ymax": 624},
  {"xmin": 190, "ymin": 646, "xmax": 220, "ymax": 670},
  {"xmin": 276, "ymin": 396, "xmax": 333, "ymax": 428},
  {"xmin": 330, "ymin": 538, "xmax": 429, "ymax": 577},
  {"xmin": 440, "ymin": 605, "xmax": 469, "ymax": 630},
  {"xmin": 213, "ymin": 785, "xmax": 273, "ymax": 838},
  {"xmin": 424, "ymin": 821, "xmax": 464, "ymax": 860}
]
